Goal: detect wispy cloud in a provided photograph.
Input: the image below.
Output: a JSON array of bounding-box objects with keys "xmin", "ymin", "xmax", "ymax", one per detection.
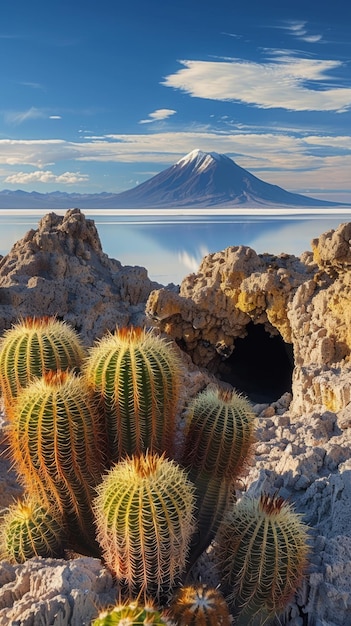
[
  {"xmin": 4, "ymin": 107, "xmax": 47, "ymax": 125},
  {"xmin": 139, "ymin": 108, "xmax": 177, "ymax": 124},
  {"xmin": 4, "ymin": 170, "xmax": 89, "ymax": 185},
  {"xmin": 283, "ymin": 20, "xmax": 323, "ymax": 44},
  {"xmin": 0, "ymin": 131, "xmax": 350, "ymax": 192},
  {"xmin": 162, "ymin": 54, "xmax": 350, "ymax": 112}
]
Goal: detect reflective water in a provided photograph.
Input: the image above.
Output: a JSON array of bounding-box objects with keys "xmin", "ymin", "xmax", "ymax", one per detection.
[{"xmin": 1, "ymin": 209, "xmax": 351, "ymax": 285}]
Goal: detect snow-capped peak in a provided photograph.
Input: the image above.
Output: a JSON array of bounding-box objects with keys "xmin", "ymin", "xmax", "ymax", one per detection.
[{"xmin": 176, "ymin": 149, "xmax": 222, "ymax": 170}]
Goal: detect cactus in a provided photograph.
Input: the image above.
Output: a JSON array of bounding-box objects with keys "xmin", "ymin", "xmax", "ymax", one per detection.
[
  {"xmin": 169, "ymin": 584, "xmax": 231, "ymax": 626},
  {"xmin": 182, "ymin": 387, "xmax": 256, "ymax": 480},
  {"xmin": 182, "ymin": 387, "xmax": 256, "ymax": 568},
  {"xmin": 92, "ymin": 600, "xmax": 175, "ymax": 625},
  {"xmin": 6, "ymin": 369, "xmax": 107, "ymax": 553},
  {"xmin": 0, "ymin": 316, "xmax": 85, "ymax": 410},
  {"xmin": 215, "ymin": 493, "xmax": 309, "ymax": 621},
  {"xmin": 83, "ymin": 326, "xmax": 182, "ymax": 462},
  {"xmin": 0, "ymin": 496, "xmax": 65, "ymax": 563},
  {"xmin": 93, "ymin": 452, "xmax": 196, "ymax": 597}
]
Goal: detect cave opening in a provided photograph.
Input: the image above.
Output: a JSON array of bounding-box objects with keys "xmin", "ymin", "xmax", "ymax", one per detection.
[{"xmin": 217, "ymin": 322, "xmax": 294, "ymax": 404}]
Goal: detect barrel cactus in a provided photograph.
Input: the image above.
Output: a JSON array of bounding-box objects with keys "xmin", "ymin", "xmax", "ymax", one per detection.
[
  {"xmin": 93, "ymin": 452, "xmax": 196, "ymax": 597},
  {"xmin": 216, "ymin": 493, "xmax": 309, "ymax": 621},
  {"xmin": 182, "ymin": 386, "xmax": 256, "ymax": 567},
  {"xmin": 92, "ymin": 600, "xmax": 175, "ymax": 625},
  {"xmin": 182, "ymin": 386, "xmax": 256, "ymax": 480},
  {"xmin": 0, "ymin": 496, "xmax": 65, "ymax": 563},
  {"xmin": 6, "ymin": 369, "xmax": 107, "ymax": 553},
  {"xmin": 84, "ymin": 326, "xmax": 182, "ymax": 462},
  {"xmin": 0, "ymin": 316, "xmax": 85, "ymax": 410},
  {"xmin": 170, "ymin": 584, "xmax": 231, "ymax": 626}
]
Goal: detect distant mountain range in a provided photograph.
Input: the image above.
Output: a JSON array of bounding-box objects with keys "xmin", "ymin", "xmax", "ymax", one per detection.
[{"xmin": 0, "ymin": 149, "xmax": 347, "ymax": 209}]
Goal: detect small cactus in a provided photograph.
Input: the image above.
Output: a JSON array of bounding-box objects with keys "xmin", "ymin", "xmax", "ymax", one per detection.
[
  {"xmin": 6, "ymin": 369, "xmax": 107, "ymax": 553},
  {"xmin": 170, "ymin": 584, "xmax": 231, "ymax": 626},
  {"xmin": 0, "ymin": 316, "xmax": 85, "ymax": 410},
  {"xmin": 182, "ymin": 387, "xmax": 256, "ymax": 568},
  {"xmin": 182, "ymin": 386, "xmax": 256, "ymax": 480},
  {"xmin": 92, "ymin": 600, "xmax": 175, "ymax": 625},
  {"xmin": 216, "ymin": 493, "xmax": 309, "ymax": 620},
  {"xmin": 93, "ymin": 452, "xmax": 196, "ymax": 597},
  {"xmin": 0, "ymin": 496, "xmax": 65, "ymax": 563},
  {"xmin": 83, "ymin": 326, "xmax": 182, "ymax": 462}
]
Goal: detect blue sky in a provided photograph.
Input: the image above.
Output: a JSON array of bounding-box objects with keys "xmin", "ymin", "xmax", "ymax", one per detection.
[{"xmin": 1, "ymin": 0, "xmax": 351, "ymax": 201}]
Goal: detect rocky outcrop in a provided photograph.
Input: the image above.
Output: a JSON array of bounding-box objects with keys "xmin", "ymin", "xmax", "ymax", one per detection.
[
  {"xmin": 0, "ymin": 208, "xmax": 160, "ymax": 342},
  {"xmin": 1, "ymin": 212, "xmax": 351, "ymax": 625},
  {"xmin": 146, "ymin": 222, "xmax": 351, "ymax": 416}
]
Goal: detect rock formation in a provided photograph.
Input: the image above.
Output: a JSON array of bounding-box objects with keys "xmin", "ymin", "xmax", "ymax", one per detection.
[
  {"xmin": 0, "ymin": 210, "xmax": 351, "ymax": 625},
  {"xmin": 0, "ymin": 208, "xmax": 161, "ymax": 342}
]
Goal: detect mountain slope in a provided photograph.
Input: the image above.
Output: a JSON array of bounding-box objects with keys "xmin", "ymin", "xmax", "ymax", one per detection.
[{"xmin": 0, "ymin": 149, "xmax": 347, "ymax": 208}]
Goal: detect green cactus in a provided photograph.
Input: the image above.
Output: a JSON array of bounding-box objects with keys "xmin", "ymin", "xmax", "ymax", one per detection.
[
  {"xmin": 83, "ymin": 326, "xmax": 182, "ymax": 462},
  {"xmin": 6, "ymin": 369, "xmax": 107, "ymax": 554},
  {"xmin": 0, "ymin": 316, "xmax": 85, "ymax": 410},
  {"xmin": 182, "ymin": 386, "xmax": 256, "ymax": 480},
  {"xmin": 92, "ymin": 600, "xmax": 175, "ymax": 625},
  {"xmin": 169, "ymin": 584, "xmax": 231, "ymax": 626},
  {"xmin": 182, "ymin": 387, "xmax": 256, "ymax": 568},
  {"xmin": 93, "ymin": 452, "xmax": 196, "ymax": 597},
  {"xmin": 0, "ymin": 496, "xmax": 65, "ymax": 563},
  {"xmin": 215, "ymin": 493, "xmax": 309, "ymax": 622}
]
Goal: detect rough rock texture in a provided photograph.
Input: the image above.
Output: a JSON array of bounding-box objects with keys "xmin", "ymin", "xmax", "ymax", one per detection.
[
  {"xmin": 1, "ymin": 212, "xmax": 351, "ymax": 625},
  {"xmin": 0, "ymin": 208, "xmax": 161, "ymax": 342},
  {"xmin": 0, "ymin": 557, "xmax": 116, "ymax": 625},
  {"xmin": 146, "ymin": 222, "xmax": 351, "ymax": 415}
]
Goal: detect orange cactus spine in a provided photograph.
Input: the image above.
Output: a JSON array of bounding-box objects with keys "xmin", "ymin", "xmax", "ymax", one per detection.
[
  {"xmin": 0, "ymin": 316, "xmax": 85, "ymax": 410},
  {"xmin": 93, "ymin": 452, "xmax": 196, "ymax": 598},
  {"xmin": 216, "ymin": 493, "xmax": 309, "ymax": 622},
  {"xmin": 170, "ymin": 584, "xmax": 231, "ymax": 626},
  {"xmin": 84, "ymin": 326, "xmax": 182, "ymax": 462},
  {"xmin": 6, "ymin": 369, "xmax": 107, "ymax": 553}
]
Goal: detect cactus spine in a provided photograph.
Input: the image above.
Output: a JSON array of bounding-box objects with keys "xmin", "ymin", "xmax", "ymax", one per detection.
[
  {"xmin": 182, "ymin": 387, "xmax": 256, "ymax": 567},
  {"xmin": 92, "ymin": 600, "xmax": 175, "ymax": 625},
  {"xmin": 0, "ymin": 496, "xmax": 65, "ymax": 563},
  {"xmin": 6, "ymin": 369, "xmax": 107, "ymax": 552},
  {"xmin": 93, "ymin": 452, "xmax": 196, "ymax": 597},
  {"xmin": 182, "ymin": 387, "xmax": 256, "ymax": 480},
  {"xmin": 170, "ymin": 584, "xmax": 231, "ymax": 626},
  {"xmin": 84, "ymin": 326, "xmax": 182, "ymax": 462},
  {"xmin": 0, "ymin": 316, "xmax": 85, "ymax": 410},
  {"xmin": 216, "ymin": 494, "xmax": 309, "ymax": 620}
]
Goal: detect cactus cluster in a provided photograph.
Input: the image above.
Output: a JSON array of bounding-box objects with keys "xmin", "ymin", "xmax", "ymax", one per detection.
[{"xmin": 0, "ymin": 317, "xmax": 309, "ymax": 626}]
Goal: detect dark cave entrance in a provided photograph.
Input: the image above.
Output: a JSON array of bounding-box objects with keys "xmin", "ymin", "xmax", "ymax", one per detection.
[{"xmin": 217, "ymin": 322, "xmax": 294, "ymax": 404}]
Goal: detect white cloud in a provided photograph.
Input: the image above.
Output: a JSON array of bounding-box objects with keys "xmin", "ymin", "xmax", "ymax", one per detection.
[
  {"xmin": 0, "ymin": 131, "xmax": 350, "ymax": 193},
  {"xmin": 4, "ymin": 107, "xmax": 47, "ymax": 125},
  {"xmin": 4, "ymin": 170, "xmax": 89, "ymax": 184},
  {"xmin": 282, "ymin": 20, "xmax": 322, "ymax": 43},
  {"xmin": 49, "ymin": 115, "xmax": 62, "ymax": 120},
  {"xmin": 139, "ymin": 108, "xmax": 177, "ymax": 124},
  {"xmin": 162, "ymin": 55, "xmax": 350, "ymax": 112}
]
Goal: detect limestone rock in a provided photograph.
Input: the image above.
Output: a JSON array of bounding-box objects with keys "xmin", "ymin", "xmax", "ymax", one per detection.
[
  {"xmin": 0, "ymin": 557, "xmax": 116, "ymax": 626},
  {"xmin": 0, "ymin": 208, "xmax": 161, "ymax": 343}
]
